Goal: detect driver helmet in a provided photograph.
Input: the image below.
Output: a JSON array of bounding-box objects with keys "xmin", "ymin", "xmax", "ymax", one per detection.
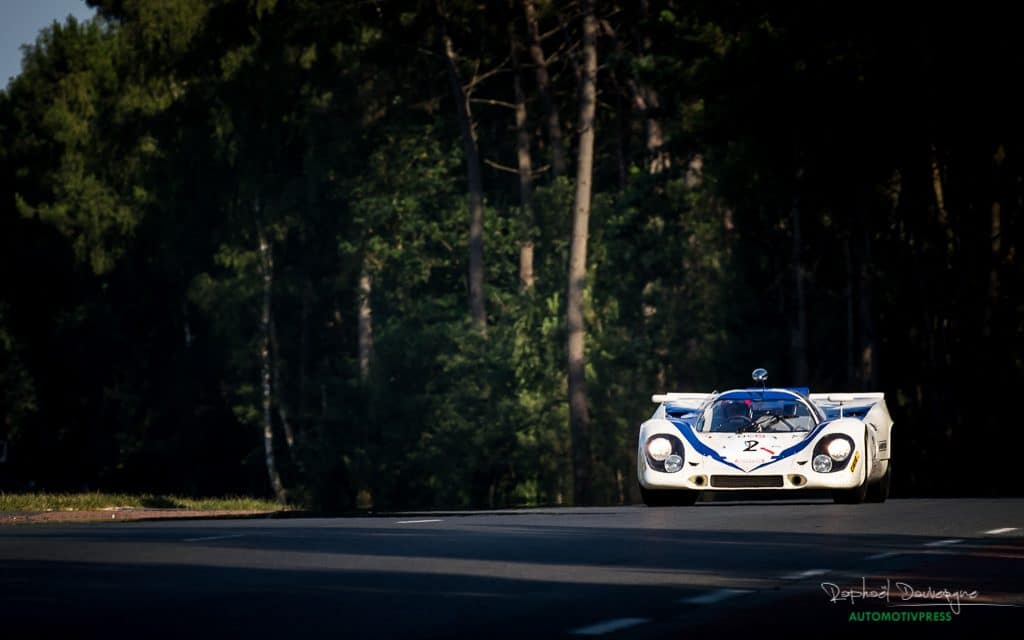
[
  {"xmin": 724, "ymin": 400, "xmax": 752, "ymax": 420},
  {"xmin": 714, "ymin": 399, "xmax": 752, "ymax": 431}
]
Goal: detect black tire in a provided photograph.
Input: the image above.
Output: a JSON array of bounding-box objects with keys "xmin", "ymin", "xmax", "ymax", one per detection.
[
  {"xmin": 640, "ymin": 486, "xmax": 700, "ymax": 507},
  {"xmin": 832, "ymin": 482, "xmax": 867, "ymax": 504},
  {"xmin": 865, "ymin": 461, "xmax": 891, "ymax": 503}
]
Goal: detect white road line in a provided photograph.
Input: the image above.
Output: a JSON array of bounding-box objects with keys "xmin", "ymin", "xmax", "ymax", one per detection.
[
  {"xmin": 984, "ymin": 527, "xmax": 1019, "ymax": 535},
  {"xmin": 183, "ymin": 534, "xmax": 246, "ymax": 543},
  {"xmin": 680, "ymin": 589, "xmax": 752, "ymax": 605},
  {"xmin": 782, "ymin": 569, "xmax": 829, "ymax": 580},
  {"xmin": 923, "ymin": 539, "xmax": 963, "ymax": 547},
  {"xmin": 396, "ymin": 519, "xmax": 443, "ymax": 524},
  {"xmin": 570, "ymin": 618, "xmax": 650, "ymax": 636},
  {"xmin": 865, "ymin": 551, "xmax": 900, "ymax": 561}
]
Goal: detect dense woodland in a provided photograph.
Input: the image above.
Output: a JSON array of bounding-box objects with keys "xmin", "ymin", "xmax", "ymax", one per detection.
[{"xmin": 1, "ymin": 0, "xmax": 1021, "ymax": 508}]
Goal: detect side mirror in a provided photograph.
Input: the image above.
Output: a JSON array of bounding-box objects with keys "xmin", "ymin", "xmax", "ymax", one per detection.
[{"xmin": 752, "ymin": 367, "xmax": 768, "ymax": 394}]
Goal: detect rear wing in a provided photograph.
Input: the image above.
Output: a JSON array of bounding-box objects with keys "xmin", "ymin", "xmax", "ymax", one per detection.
[
  {"xmin": 651, "ymin": 392, "xmax": 711, "ymax": 410},
  {"xmin": 809, "ymin": 392, "xmax": 886, "ymax": 419}
]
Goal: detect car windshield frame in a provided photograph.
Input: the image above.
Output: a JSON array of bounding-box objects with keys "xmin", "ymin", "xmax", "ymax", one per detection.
[{"xmin": 695, "ymin": 390, "xmax": 820, "ymax": 433}]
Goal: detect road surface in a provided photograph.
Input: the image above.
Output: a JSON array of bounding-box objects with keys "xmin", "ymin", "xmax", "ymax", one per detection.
[{"xmin": 2, "ymin": 499, "xmax": 1022, "ymax": 638}]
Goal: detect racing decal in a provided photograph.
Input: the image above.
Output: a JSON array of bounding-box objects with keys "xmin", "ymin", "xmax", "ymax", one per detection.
[
  {"xmin": 746, "ymin": 421, "xmax": 835, "ymax": 472},
  {"xmin": 670, "ymin": 418, "xmax": 843, "ymax": 474},
  {"xmin": 742, "ymin": 440, "xmax": 776, "ymax": 455},
  {"xmin": 850, "ymin": 451, "xmax": 860, "ymax": 473},
  {"xmin": 667, "ymin": 419, "xmax": 745, "ymax": 472}
]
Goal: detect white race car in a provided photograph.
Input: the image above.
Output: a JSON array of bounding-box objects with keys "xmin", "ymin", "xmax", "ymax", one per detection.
[{"xmin": 637, "ymin": 369, "xmax": 893, "ymax": 506}]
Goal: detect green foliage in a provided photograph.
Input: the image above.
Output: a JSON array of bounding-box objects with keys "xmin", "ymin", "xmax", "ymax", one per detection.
[
  {"xmin": 9, "ymin": 18, "xmax": 145, "ymax": 276},
  {"xmin": 1, "ymin": 0, "xmax": 1021, "ymax": 505},
  {"xmin": 0, "ymin": 492, "xmax": 282, "ymax": 512},
  {"xmin": 0, "ymin": 305, "xmax": 37, "ymax": 443}
]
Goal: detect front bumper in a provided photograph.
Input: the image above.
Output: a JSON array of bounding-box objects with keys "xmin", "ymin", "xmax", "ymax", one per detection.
[{"xmin": 638, "ymin": 450, "xmax": 864, "ymax": 491}]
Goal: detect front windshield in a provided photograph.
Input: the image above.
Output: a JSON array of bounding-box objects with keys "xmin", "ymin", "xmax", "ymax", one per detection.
[{"xmin": 698, "ymin": 397, "xmax": 816, "ymax": 433}]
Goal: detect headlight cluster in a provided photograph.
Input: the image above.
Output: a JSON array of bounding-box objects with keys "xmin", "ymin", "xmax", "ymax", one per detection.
[
  {"xmin": 812, "ymin": 435, "xmax": 855, "ymax": 473},
  {"xmin": 645, "ymin": 434, "xmax": 684, "ymax": 473}
]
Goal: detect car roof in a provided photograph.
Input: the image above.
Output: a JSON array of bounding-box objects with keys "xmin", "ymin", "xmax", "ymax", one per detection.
[{"xmin": 717, "ymin": 388, "xmax": 810, "ymax": 402}]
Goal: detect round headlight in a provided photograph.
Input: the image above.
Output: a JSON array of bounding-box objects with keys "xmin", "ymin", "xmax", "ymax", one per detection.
[
  {"xmin": 647, "ymin": 437, "xmax": 673, "ymax": 462},
  {"xmin": 826, "ymin": 438, "xmax": 852, "ymax": 461},
  {"xmin": 812, "ymin": 454, "xmax": 833, "ymax": 473},
  {"xmin": 664, "ymin": 454, "xmax": 684, "ymax": 473}
]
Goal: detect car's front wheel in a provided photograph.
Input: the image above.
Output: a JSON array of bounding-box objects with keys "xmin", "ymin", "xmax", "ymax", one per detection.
[
  {"xmin": 640, "ymin": 486, "xmax": 700, "ymax": 507},
  {"xmin": 865, "ymin": 460, "xmax": 891, "ymax": 503},
  {"xmin": 832, "ymin": 481, "xmax": 868, "ymax": 504}
]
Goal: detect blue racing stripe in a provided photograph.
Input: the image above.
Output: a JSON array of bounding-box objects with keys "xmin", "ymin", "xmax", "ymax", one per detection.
[
  {"xmin": 668, "ymin": 418, "xmax": 837, "ymax": 474},
  {"xmin": 667, "ymin": 419, "xmax": 745, "ymax": 472},
  {"xmin": 748, "ymin": 421, "xmax": 835, "ymax": 471}
]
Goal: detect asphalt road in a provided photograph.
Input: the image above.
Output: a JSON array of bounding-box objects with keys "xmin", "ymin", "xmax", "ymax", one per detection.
[{"xmin": 1, "ymin": 499, "xmax": 1022, "ymax": 638}]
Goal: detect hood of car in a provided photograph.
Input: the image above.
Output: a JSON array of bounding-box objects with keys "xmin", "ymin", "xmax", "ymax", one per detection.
[{"xmin": 699, "ymin": 432, "xmax": 808, "ymax": 472}]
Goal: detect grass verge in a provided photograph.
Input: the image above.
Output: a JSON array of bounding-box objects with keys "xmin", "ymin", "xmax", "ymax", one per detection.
[{"xmin": 0, "ymin": 492, "xmax": 283, "ymax": 513}]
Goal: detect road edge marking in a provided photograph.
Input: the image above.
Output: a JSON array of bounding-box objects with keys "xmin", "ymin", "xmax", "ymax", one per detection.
[
  {"xmin": 183, "ymin": 534, "xmax": 247, "ymax": 542},
  {"xmin": 570, "ymin": 618, "xmax": 650, "ymax": 636},
  {"xmin": 782, "ymin": 568, "xmax": 829, "ymax": 580},
  {"xmin": 679, "ymin": 589, "xmax": 752, "ymax": 605}
]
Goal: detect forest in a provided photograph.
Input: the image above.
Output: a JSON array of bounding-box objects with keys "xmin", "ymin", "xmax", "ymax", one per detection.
[{"xmin": 1, "ymin": 0, "xmax": 1021, "ymax": 509}]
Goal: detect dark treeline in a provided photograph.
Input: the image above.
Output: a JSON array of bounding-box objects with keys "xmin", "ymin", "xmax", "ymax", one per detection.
[{"xmin": 0, "ymin": 0, "xmax": 1021, "ymax": 507}]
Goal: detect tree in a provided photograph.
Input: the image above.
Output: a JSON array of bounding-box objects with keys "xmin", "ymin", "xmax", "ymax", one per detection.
[
  {"xmin": 3, "ymin": 0, "xmax": 1023, "ymax": 506},
  {"xmin": 566, "ymin": 0, "xmax": 597, "ymax": 506},
  {"xmin": 509, "ymin": 22, "xmax": 536, "ymax": 291},
  {"xmin": 521, "ymin": 0, "xmax": 566, "ymax": 179},
  {"xmin": 437, "ymin": 1, "xmax": 488, "ymax": 333}
]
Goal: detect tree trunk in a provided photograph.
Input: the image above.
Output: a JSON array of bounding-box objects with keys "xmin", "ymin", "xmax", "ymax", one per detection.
[
  {"xmin": 844, "ymin": 235, "xmax": 855, "ymax": 386},
  {"xmin": 642, "ymin": 88, "xmax": 669, "ymax": 174},
  {"xmin": 298, "ymin": 278, "xmax": 312, "ymax": 422},
  {"xmin": 357, "ymin": 266, "xmax": 374, "ymax": 380},
  {"xmin": 255, "ymin": 209, "xmax": 287, "ymax": 504},
  {"xmin": 859, "ymin": 224, "xmax": 877, "ymax": 389},
  {"xmin": 926, "ymin": 146, "xmax": 948, "ymax": 370},
  {"xmin": 510, "ymin": 27, "xmax": 536, "ymax": 291},
  {"xmin": 438, "ymin": 4, "xmax": 487, "ymax": 332},
  {"xmin": 862, "ymin": 169, "xmax": 897, "ymax": 391},
  {"xmin": 619, "ymin": 73, "xmax": 668, "ymax": 174},
  {"xmin": 790, "ymin": 180, "xmax": 809, "ymax": 385},
  {"xmin": 182, "ymin": 295, "xmax": 192, "ymax": 349},
  {"xmin": 595, "ymin": 3, "xmax": 668, "ymax": 176},
  {"xmin": 985, "ymin": 145, "xmax": 1005, "ymax": 337},
  {"xmin": 559, "ymin": 10, "xmax": 582, "ymax": 88},
  {"xmin": 519, "ymin": 232, "xmax": 536, "ymax": 292},
  {"xmin": 522, "ymin": 0, "xmax": 566, "ymax": 178},
  {"xmin": 634, "ymin": 1, "xmax": 669, "ymax": 174},
  {"xmin": 270, "ymin": 318, "xmax": 296, "ymax": 451},
  {"xmin": 567, "ymin": 0, "xmax": 597, "ymax": 507},
  {"xmin": 930, "ymin": 143, "xmax": 949, "ymax": 228},
  {"xmin": 989, "ymin": 199, "xmax": 1001, "ymax": 311},
  {"xmin": 614, "ymin": 89, "xmax": 628, "ymax": 190}
]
